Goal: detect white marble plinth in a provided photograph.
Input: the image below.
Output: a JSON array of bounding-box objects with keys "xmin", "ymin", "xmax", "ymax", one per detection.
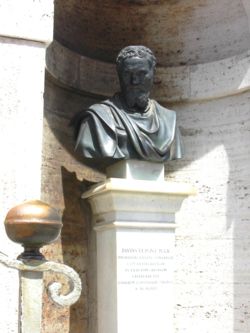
[
  {"xmin": 83, "ymin": 178, "xmax": 195, "ymax": 333},
  {"xmin": 106, "ymin": 160, "xmax": 164, "ymax": 181}
]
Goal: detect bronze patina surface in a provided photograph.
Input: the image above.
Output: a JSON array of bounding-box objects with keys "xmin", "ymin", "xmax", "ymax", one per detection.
[
  {"xmin": 73, "ymin": 45, "xmax": 183, "ymax": 171},
  {"xmin": 4, "ymin": 200, "xmax": 62, "ymax": 259}
]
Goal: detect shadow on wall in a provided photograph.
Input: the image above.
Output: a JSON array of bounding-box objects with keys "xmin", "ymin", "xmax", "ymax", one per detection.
[
  {"xmin": 42, "ymin": 75, "xmax": 103, "ymax": 333},
  {"xmin": 166, "ymin": 91, "xmax": 250, "ymax": 332},
  {"xmin": 61, "ymin": 166, "xmax": 91, "ymax": 333}
]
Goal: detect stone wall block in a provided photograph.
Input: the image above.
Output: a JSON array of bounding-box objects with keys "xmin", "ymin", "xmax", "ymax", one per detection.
[{"xmin": 0, "ymin": 0, "xmax": 54, "ymax": 43}]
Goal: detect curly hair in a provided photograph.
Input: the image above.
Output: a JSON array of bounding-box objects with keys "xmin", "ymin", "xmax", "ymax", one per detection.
[{"xmin": 116, "ymin": 45, "xmax": 156, "ymax": 72}]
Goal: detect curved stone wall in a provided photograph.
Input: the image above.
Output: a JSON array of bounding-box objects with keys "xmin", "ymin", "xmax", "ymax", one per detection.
[
  {"xmin": 43, "ymin": 1, "xmax": 250, "ymax": 332},
  {"xmin": 46, "ymin": 41, "xmax": 250, "ymax": 103},
  {"xmin": 167, "ymin": 90, "xmax": 250, "ymax": 333},
  {"xmin": 53, "ymin": 0, "xmax": 250, "ymax": 66},
  {"xmin": 47, "ymin": 0, "xmax": 250, "ymax": 103}
]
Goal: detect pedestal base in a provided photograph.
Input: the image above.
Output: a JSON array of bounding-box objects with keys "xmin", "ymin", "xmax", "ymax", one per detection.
[{"xmin": 83, "ymin": 177, "xmax": 195, "ymax": 333}]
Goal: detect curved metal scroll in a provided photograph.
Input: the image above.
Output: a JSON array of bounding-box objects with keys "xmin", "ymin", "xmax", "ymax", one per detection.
[{"xmin": 0, "ymin": 251, "xmax": 82, "ymax": 307}]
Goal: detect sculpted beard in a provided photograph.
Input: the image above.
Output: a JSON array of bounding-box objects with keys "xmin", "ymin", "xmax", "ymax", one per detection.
[{"xmin": 124, "ymin": 89, "xmax": 150, "ymax": 109}]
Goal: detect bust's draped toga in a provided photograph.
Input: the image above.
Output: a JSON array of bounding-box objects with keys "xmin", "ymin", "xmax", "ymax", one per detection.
[{"xmin": 74, "ymin": 94, "xmax": 183, "ymax": 169}]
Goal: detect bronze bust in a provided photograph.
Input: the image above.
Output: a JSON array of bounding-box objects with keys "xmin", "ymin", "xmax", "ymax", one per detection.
[{"xmin": 73, "ymin": 46, "xmax": 183, "ymax": 170}]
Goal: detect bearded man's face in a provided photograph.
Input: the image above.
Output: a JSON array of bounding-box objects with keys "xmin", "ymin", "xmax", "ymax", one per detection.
[{"xmin": 118, "ymin": 57, "xmax": 154, "ymax": 110}]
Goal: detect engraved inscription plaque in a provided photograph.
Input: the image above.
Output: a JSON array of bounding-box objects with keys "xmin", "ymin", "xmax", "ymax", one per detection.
[
  {"xmin": 116, "ymin": 228, "xmax": 175, "ymax": 333},
  {"xmin": 118, "ymin": 247, "xmax": 173, "ymax": 291}
]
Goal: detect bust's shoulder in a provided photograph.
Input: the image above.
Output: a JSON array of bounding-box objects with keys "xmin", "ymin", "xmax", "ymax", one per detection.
[
  {"xmin": 88, "ymin": 99, "xmax": 112, "ymax": 114},
  {"xmin": 86, "ymin": 99, "xmax": 116, "ymax": 130},
  {"xmin": 152, "ymin": 100, "xmax": 176, "ymax": 120},
  {"xmin": 87, "ymin": 99, "xmax": 114, "ymax": 118}
]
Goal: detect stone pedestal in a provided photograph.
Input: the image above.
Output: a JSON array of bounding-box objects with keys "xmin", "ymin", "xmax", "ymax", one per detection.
[{"xmin": 83, "ymin": 169, "xmax": 195, "ymax": 333}]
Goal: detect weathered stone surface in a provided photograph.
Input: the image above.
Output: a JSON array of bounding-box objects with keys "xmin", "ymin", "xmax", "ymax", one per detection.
[
  {"xmin": 53, "ymin": 0, "xmax": 250, "ymax": 66},
  {"xmin": 165, "ymin": 90, "xmax": 250, "ymax": 332},
  {"xmin": 41, "ymin": 77, "xmax": 104, "ymax": 333},
  {"xmin": 0, "ymin": 36, "xmax": 47, "ymax": 332},
  {"xmin": 0, "ymin": 0, "xmax": 54, "ymax": 43},
  {"xmin": 47, "ymin": 41, "xmax": 250, "ymax": 103}
]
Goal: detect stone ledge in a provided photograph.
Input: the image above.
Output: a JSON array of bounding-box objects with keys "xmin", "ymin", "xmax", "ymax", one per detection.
[
  {"xmin": 82, "ymin": 178, "xmax": 196, "ymax": 199},
  {"xmin": 46, "ymin": 40, "xmax": 250, "ymax": 102},
  {"xmin": 94, "ymin": 221, "xmax": 178, "ymax": 232},
  {"xmin": 82, "ymin": 178, "xmax": 196, "ymax": 224}
]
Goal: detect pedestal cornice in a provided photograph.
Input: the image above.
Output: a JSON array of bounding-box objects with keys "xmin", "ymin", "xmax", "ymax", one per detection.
[
  {"xmin": 82, "ymin": 178, "xmax": 196, "ymax": 198},
  {"xmin": 82, "ymin": 178, "xmax": 196, "ymax": 225}
]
